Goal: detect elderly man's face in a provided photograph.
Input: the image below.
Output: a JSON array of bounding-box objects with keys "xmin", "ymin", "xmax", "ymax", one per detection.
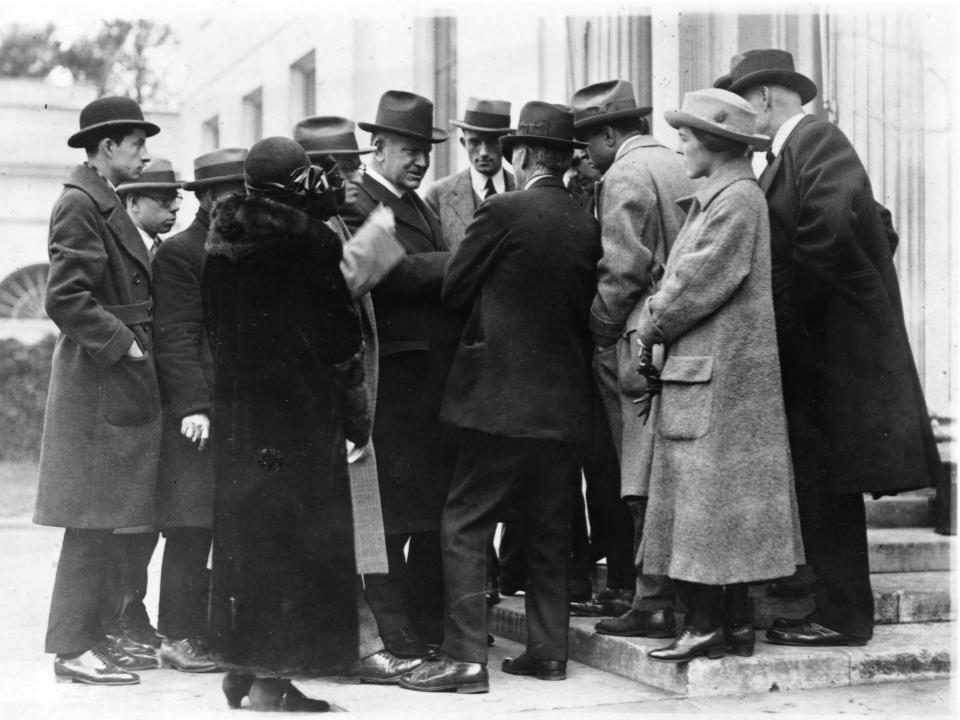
[
  {"xmin": 376, "ymin": 132, "xmax": 431, "ymax": 191},
  {"xmin": 460, "ymin": 130, "xmax": 503, "ymax": 177}
]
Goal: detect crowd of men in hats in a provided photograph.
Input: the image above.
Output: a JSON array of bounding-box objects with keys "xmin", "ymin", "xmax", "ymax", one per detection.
[{"xmin": 31, "ymin": 46, "xmax": 938, "ymax": 705}]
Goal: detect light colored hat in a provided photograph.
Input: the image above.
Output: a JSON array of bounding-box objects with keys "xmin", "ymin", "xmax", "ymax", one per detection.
[
  {"xmin": 450, "ymin": 97, "xmax": 514, "ymax": 133},
  {"xmin": 116, "ymin": 158, "xmax": 181, "ymax": 194},
  {"xmin": 664, "ymin": 88, "xmax": 770, "ymax": 149}
]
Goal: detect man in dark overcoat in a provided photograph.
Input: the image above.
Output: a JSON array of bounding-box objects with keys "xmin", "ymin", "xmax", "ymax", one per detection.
[
  {"xmin": 151, "ymin": 148, "xmax": 247, "ymax": 672},
  {"xmin": 339, "ymin": 91, "xmax": 463, "ymax": 658},
  {"xmin": 400, "ymin": 102, "xmax": 601, "ymax": 693},
  {"xmin": 34, "ymin": 96, "xmax": 164, "ymax": 686},
  {"xmin": 717, "ymin": 50, "xmax": 941, "ymax": 646}
]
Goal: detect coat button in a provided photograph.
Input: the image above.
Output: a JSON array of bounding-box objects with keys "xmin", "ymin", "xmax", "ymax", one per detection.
[{"xmin": 133, "ymin": 273, "xmax": 142, "ymax": 285}]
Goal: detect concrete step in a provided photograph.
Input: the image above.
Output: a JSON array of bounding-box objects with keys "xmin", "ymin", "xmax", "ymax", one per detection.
[
  {"xmin": 868, "ymin": 528, "xmax": 954, "ymax": 572},
  {"xmin": 865, "ymin": 489, "xmax": 936, "ymax": 528},
  {"xmin": 491, "ymin": 597, "xmax": 952, "ymax": 698}
]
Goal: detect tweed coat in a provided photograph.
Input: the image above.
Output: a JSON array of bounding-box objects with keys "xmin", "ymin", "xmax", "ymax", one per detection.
[
  {"xmin": 341, "ymin": 174, "xmax": 463, "ymax": 534},
  {"xmin": 35, "ymin": 164, "xmax": 161, "ymax": 530},
  {"xmin": 202, "ymin": 193, "xmax": 364, "ymax": 675},
  {"xmin": 587, "ymin": 135, "xmax": 694, "ymax": 498},
  {"xmin": 152, "ymin": 208, "xmax": 215, "ymax": 529},
  {"xmin": 637, "ymin": 158, "xmax": 804, "ymax": 585},
  {"xmin": 440, "ymin": 175, "xmax": 601, "ymax": 442},
  {"xmin": 423, "ymin": 167, "xmax": 516, "ymax": 252},
  {"xmin": 763, "ymin": 115, "xmax": 939, "ymax": 495}
]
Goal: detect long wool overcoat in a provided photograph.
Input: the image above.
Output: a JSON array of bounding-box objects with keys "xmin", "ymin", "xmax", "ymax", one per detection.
[
  {"xmin": 35, "ymin": 164, "xmax": 161, "ymax": 530},
  {"xmin": 637, "ymin": 158, "xmax": 804, "ymax": 585},
  {"xmin": 202, "ymin": 193, "xmax": 366, "ymax": 675}
]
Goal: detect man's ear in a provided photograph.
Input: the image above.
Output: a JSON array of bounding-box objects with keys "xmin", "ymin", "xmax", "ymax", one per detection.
[
  {"xmin": 459, "ymin": 136, "xmax": 466, "ymax": 149},
  {"xmin": 604, "ymin": 125, "xmax": 617, "ymax": 147}
]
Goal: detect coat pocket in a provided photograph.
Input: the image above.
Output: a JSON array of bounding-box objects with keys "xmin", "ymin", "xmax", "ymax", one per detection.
[
  {"xmin": 658, "ymin": 355, "xmax": 714, "ymax": 441},
  {"xmin": 102, "ymin": 354, "xmax": 161, "ymax": 427}
]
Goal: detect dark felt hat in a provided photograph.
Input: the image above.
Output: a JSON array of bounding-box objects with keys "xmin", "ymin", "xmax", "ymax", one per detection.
[
  {"xmin": 716, "ymin": 49, "xmax": 818, "ymax": 105},
  {"xmin": 570, "ymin": 79, "xmax": 652, "ymax": 129},
  {"xmin": 358, "ymin": 90, "xmax": 448, "ymax": 143},
  {"xmin": 500, "ymin": 101, "xmax": 585, "ymax": 162},
  {"xmin": 182, "ymin": 148, "xmax": 248, "ymax": 191},
  {"xmin": 67, "ymin": 95, "xmax": 160, "ymax": 149},
  {"xmin": 665, "ymin": 88, "xmax": 770, "ymax": 150},
  {"xmin": 450, "ymin": 97, "xmax": 514, "ymax": 133},
  {"xmin": 116, "ymin": 158, "xmax": 182, "ymax": 195},
  {"xmin": 244, "ymin": 137, "xmax": 310, "ymax": 188},
  {"xmin": 293, "ymin": 116, "xmax": 374, "ymax": 159}
]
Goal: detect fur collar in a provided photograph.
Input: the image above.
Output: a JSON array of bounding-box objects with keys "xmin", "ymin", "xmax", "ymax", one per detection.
[{"xmin": 206, "ymin": 193, "xmax": 318, "ymax": 261}]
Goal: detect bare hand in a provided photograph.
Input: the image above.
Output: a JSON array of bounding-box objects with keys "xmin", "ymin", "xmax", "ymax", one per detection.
[{"xmin": 180, "ymin": 413, "xmax": 211, "ymax": 451}]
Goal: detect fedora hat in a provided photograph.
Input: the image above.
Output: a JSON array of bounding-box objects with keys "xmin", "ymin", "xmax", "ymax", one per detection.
[
  {"xmin": 358, "ymin": 90, "xmax": 448, "ymax": 144},
  {"xmin": 293, "ymin": 116, "xmax": 374, "ymax": 159},
  {"xmin": 116, "ymin": 158, "xmax": 182, "ymax": 195},
  {"xmin": 450, "ymin": 97, "xmax": 514, "ymax": 133},
  {"xmin": 182, "ymin": 148, "xmax": 248, "ymax": 191},
  {"xmin": 717, "ymin": 49, "xmax": 818, "ymax": 105},
  {"xmin": 500, "ymin": 101, "xmax": 585, "ymax": 162},
  {"xmin": 67, "ymin": 95, "xmax": 160, "ymax": 149},
  {"xmin": 570, "ymin": 79, "xmax": 652, "ymax": 129},
  {"xmin": 665, "ymin": 88, "xmax": 770, "ymax": 149}
]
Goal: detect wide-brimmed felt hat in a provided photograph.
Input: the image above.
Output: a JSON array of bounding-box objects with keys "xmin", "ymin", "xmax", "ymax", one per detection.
[
  {"xmin": 450, "ymin": 97, "xmax": 514, "ymax": 134},
  {"xmin": 665, "ymin": 88, "xmax": 770, "ymax": 149},
  {"xmin": 293, "ymin": 116, "xmax": 374, "ymax": 159},
  {"xmin": 500, "ymin": 101, "xmax": 585, "ymax": 162},
  {"xmin": 358, "ymin": 90, "xmax": 448, "ymax": 144},
  {"xmin": 715, "ymin": 49, "xmax": 818, "ymax": 105},
  {"xmin": 67, "ymin": 95, "xmax": 160, "ymax": 149},
  {"xmin": 182, "ymin": 148, "xmax": 248, "ymax": 191},
  {"xmin": 570, "ymin": 79, "xmax": 652, "ymax": 130},
  {"xmin": 116, "ymin": 158, "xmax": 182, "ymax": 195}
]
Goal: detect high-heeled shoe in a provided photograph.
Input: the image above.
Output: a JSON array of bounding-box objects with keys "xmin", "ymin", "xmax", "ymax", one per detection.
[
  {"xmin": 725, "ymin": 624, "xmax": 756, "ymax": 657},
  {"xmin": 249, "ymin": 678, "xmax": 330, "ymax": 712},
  {"xmin": 648, "ymin": 626, "xmax": 726, "ymax": 663},
  {"xmin": 222, "ymin": 671, "xmax": 255, "ymax": 709}
]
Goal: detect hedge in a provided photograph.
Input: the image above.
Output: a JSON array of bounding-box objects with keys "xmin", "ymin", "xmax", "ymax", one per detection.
[{"xmin": 0, "ymin": 335, "xmax": 55, "ymax": 461}]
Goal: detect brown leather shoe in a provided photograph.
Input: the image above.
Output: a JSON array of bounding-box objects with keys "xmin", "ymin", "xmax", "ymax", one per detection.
[
  {"xmin": 101, "ymin": 636, "xmax": 159, "ymax": 670},
  {"xmin": 159, "ymin": 637, "xmax": 221, "ymax": 673},
  {"xmin": 338, "ymin": 650, "xmax": 425, "ymax": 684},
  {"xmin": 595, "ymin": 608, "xmax": 676, "ymax": 637},
  {"xmin": 54, "ymin": 646, "xmax": 140, "ymax": 685},
  {"xmin": 501, "ymin": 652, "xmax": 566, "ymax": 680},
  {"xmin": 570, "ymin": 587, "xmax": 634, "ymax": 617},
  {"xmin": 765, "ymin": 620, "xmax": 870, "ymax": 647},
  {"xmin": 648, "ymin": 627, "xmax": 726, "ymax": 663},
  {"xmin": 398, "ymin": 654, "xmax": 489, "ymax": 694}
]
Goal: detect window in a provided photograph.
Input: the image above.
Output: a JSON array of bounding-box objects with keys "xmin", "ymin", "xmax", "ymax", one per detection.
[
  {"xmin": 290, "ymin": 50, "xmax": 316, "ymax": 120},
  {"xmin": 201, "ymin": 114, "xmax": 220, "ymax": 151},
  {"xmin": 242, "ymin": 87, "xmax": 264, "ymax": 145}
]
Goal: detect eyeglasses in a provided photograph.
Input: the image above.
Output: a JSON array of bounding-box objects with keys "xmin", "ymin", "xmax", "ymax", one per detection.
[{"xmin": 145, "ymin": 193, "xmax": 182, "ymax": 209}]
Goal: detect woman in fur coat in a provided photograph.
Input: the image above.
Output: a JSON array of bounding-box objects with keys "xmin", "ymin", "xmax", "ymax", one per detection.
[{"xmin": 202, "ymin": 137, "xmax": 368, "ymax": 711}]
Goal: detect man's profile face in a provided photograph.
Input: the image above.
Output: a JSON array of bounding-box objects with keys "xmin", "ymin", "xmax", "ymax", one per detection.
[
  {"xmin": 131, "ymin": 192, "xmax": 180, "ymax": 236},
  {"xmin": 741, "ymin": 87, "xmax": 770, "ymax": 135},
  {"xmin": 459, "ymin": 130, "xmax": 503, "ymax": 176},
  {"xmin": 377, "ymin": 133, "xmax": 431, "ymax": 191},
  {"xmin": 108, "ymin": 129, "xmax": 150, "ymax": 183},
  {"xmin": 579, "ymin": 127, "xmax": 615, "ymax": 175}
]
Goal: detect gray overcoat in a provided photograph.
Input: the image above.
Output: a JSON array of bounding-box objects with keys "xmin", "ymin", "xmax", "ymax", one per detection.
[{"xmin": 636, "ymin": 158, "xmax": 804, "ymax": 585}]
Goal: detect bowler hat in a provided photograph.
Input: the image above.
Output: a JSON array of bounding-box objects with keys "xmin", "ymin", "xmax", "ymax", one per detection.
[
  {"xmin": 717, "ymin": 49, "xmax": 818, "ymax": 105},
  {"xmin": 116, "ymin": 158, "xmax": 182, "ymax": 195},
  {"xmin": 570, "ymin": 79, "xmax": 652, "ymax": 129},
  {"xmin": 293, "ymin": 116, "xmax": 374, "ymax": 159},
  {"xmin": 450, "ymin": 97, "xmax": 514, "ymax": 134},
  {"xmin": 500, "ymin": 101, "xmax": 585, "ymax": 162},
  {"xmin": 665, "ymin": 88, "xmax": 770, "ymax": 149},
  {"xmin": 245, "ymin": 137, "xmax": 310, "ymax": 190},
  {"xmin": 182, "ymin": 148, "xmax": 249, "ymax": 191},
  {"xmin": 358, "ymin": 90, "xmax": 448, "ymax": 144},
  {"xmin": 67, "ymin": 95, "xmax": 160, "ymax": 149}
]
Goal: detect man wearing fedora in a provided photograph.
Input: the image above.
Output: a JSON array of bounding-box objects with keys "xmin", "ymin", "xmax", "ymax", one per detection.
[
  {"xmin": 35, "ymin": 96, "xmax": 164, "ymax": 686},
  {"xmin": 568, "ymin": 79, "xmax": 693, "ymax": 636},
  {"xmin": 424, "ymin": 97, "xmax": 516, "ymax": 253},
  {"xmin": 717, "ymin": 49, "xmax": 940, "ymax": 647},
  {"xmin": 150, "ymin": 148, "xmax": 248, "ymax": 673},
  {"xmin": 340, "ymin": 91, "xmax": 463, "ymax": 661},
  {"xmin": 401, "ymin": 102, "xmax": 600, "ymax": 693}
]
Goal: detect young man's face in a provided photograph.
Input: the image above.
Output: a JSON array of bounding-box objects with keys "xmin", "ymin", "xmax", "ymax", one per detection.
[
  {"xmin": 129, "ymin": 192, "xmax": 180, "ymax": 237},
  {"xmin": 460, "ymin": 130, "xmax": 503, "ymax": 177},
  {"xmin": 107, "ymin": 129, "xmax": 151, "ymax": 183}
]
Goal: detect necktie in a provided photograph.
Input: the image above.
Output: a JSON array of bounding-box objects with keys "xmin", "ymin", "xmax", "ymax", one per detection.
[
  {"xmin": 150, "ymin": 237, "xmax": 162, "ymax": 259},
  {"xmin": 483, "ymin": 176, "xmax": 496, "ymax": 199},
  {"xmin": 766, "ymin": 149, "xmax": 776, "ymax": 166}
]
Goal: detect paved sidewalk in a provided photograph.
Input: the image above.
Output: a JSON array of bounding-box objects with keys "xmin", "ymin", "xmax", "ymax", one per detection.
[{"xmin": 0, "ymin": 520, "xmax": 953, "ymax": 718}]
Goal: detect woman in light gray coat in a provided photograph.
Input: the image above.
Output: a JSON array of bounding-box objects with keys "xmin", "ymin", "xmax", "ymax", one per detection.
[{"xmin": 636, "ymin": 89, "xmax": 803, "ymax": 663}]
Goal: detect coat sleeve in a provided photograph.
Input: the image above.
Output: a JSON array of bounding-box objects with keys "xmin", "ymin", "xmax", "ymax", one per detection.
[
  {"xmin": 442, "ymin": 198, "xmax": 510, "ymax": 311},
  {"xmin": 337, "ymin": 213, "xmax": 405, "ymax": 299},
  {"xmin": 45, "ymin": 191, "xmax": 136, "ymax": 367},
  {"xmin": 637, "ymin": 190, "xmax": 760, "ymax": 347},
  {"xmin": 153, "ymin": 240, "xmax": 211, "ymax": 419}
]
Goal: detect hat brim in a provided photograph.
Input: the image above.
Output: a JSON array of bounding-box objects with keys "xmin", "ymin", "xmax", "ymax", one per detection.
[
  {"xmin": 357, "ymin": 122, "xmax": 448, "ymax": 144},
  {"xmin": 305, "ymin": 148, "xmax": 374, "ymax": 159},
  {"xmin": 712, "ymin": 74, "xmax": 733, "ymax": 90},
  {"xmin": 450, "ymin": 120, "xmax": 516, "ymax": 134},
  {"xmin": 572, "ymin": 106, "xmax": 653, "ymax": 129},
  {"xmin": 664, "ymin": 110, "xmax": 770, "ymax": 150},
  {"xmin": 499, "ymin": 133, "xmax": 586, "ymax": 163},
  {"xmin": 182, "ymin": 174, "xmax": 246, "ymax": 191},
  {"xmin": 116, "ymin": 181, "xmax": 182, "ymax": 194},
  {"xmin": 727, "ymin": 69, "xmax": 818, "ymax": 105},
  {"xmin": 67, "ymin": 119, "xmax": 161, "ymax": 149}
]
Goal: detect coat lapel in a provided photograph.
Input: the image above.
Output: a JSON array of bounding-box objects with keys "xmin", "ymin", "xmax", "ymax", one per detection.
[
  {"xmin": 761, "ymin": 115, "xmax": 815, "ymax": 194},
  {"xmin": 449, "ymin": 170, "xmax": 476, "ymax": 229},
  {"xmin": 361, "ymin": 175, "xmax": 444, "ymax": 251}
]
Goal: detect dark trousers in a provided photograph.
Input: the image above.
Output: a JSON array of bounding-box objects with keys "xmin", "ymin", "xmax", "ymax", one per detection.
[
  {"xmin": 158, "ymin": 527, "xmax": 212, "ymax": 640},
  {"xmin": 46, "ymin": 528, "xmax": 120, "ymax": 655},
  {"xmin": 102, "ymin": 531, "xmax": 158, "ymax": 635},
  {"xmin": 673, "ymin": 580, "xmax": 750, "ymax": 632},
  {"xmin": 441, "ymin": 429, "xmax": 577, "ymax": 664}
]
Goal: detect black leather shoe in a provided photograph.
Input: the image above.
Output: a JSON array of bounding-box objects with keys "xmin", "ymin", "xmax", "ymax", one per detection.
[
  {"xmin": 398, "ymin": 654, "xmax": 489, "ymax": 694},
  {"xmin": 765, "ymin": 620, "xmax": 870, "ymax": 647},
  {"xmin": 159, "ymin": 637, "xmax": 220, "ymax": 673},
  {"xmin": 338, "ymin": 650, "xmax": 425, "ymax": 684},
  {"xmin": 54, "ymin": 646, "xmax": 140, "ymax": 685},
  {"xmin": 648, "ymin": 627, "xmax": 726, "ymax": 663},
  {"xmin": 486, "ymin": 576, "xmax": 501, "ymax": 606},
  {"xmin": 500, "ymin": 579, "xmax": 524, "ymax": 596},
  {"xmin": 770, "ymin": 616, "xmax": 806, "ymax": 630},
  {"xmin": 501, "ymin": 652, "xmax": 566, "ymax": 680},
  {"xmin": 766, "ymin": 566, "xmax": 816, "ymax": 597},
  {"xmin": 595, "ymin": 608, "xmax": 676, "ymax": 637},
  {"xmin": 122, "ymin": 625, "xmax": 162, "ymax": 649},
  {"xmin": 101, "ymin": 636, "xmax": 159, "ymax": 670},
  {"xmin": 383, "ymin": 628, "xmax": 433, "ymax": 658},
  {"xmin": 248, "ymin": 678, "xmax": 330, "ymax": 712},
  {"xmin": 725, "ymin": 624, "xmax": 756, "ymax": 657},
  {"xmin": 107, "ymin": 632, "xmax": 156, "ymax": 658},
  {"xmin": 570, "ymin": 587, "xmax": 634, "ymax": 617},
  {"xmin": 223, "ymin": 671, "xmax": 254, "ymax": 708}
]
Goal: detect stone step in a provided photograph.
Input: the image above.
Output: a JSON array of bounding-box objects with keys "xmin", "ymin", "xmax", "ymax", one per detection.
[
  {"xmin": 490, "ymin": 597, "xmax": 952, "ymax": 697},
  {"xmin": 865, "ymin": 489, "xmax": 936, "ymax": 528},
  {"xmin": 868, "ymin": 528, "xmax": 954, "ymax": 572}
]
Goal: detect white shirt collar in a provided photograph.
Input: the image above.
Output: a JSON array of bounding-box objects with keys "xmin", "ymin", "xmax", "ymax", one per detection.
[
  {"xmin": 523, "ymin": 174, "xmax": 552, "ymax": 190},
  {"xmin": 469, "ymin": 166, "xmax": 505, "ymax": 198},
  {"xmin": 135, "ymin": 224, "xmax": 155, "ymax": 254},
  {"xmin": 752, "ymin": 112, "xmax": 806, "ymax": 178},
  {"xmin": 365, "ymin": 166, "xmax": 405, "ymax": 198}
]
